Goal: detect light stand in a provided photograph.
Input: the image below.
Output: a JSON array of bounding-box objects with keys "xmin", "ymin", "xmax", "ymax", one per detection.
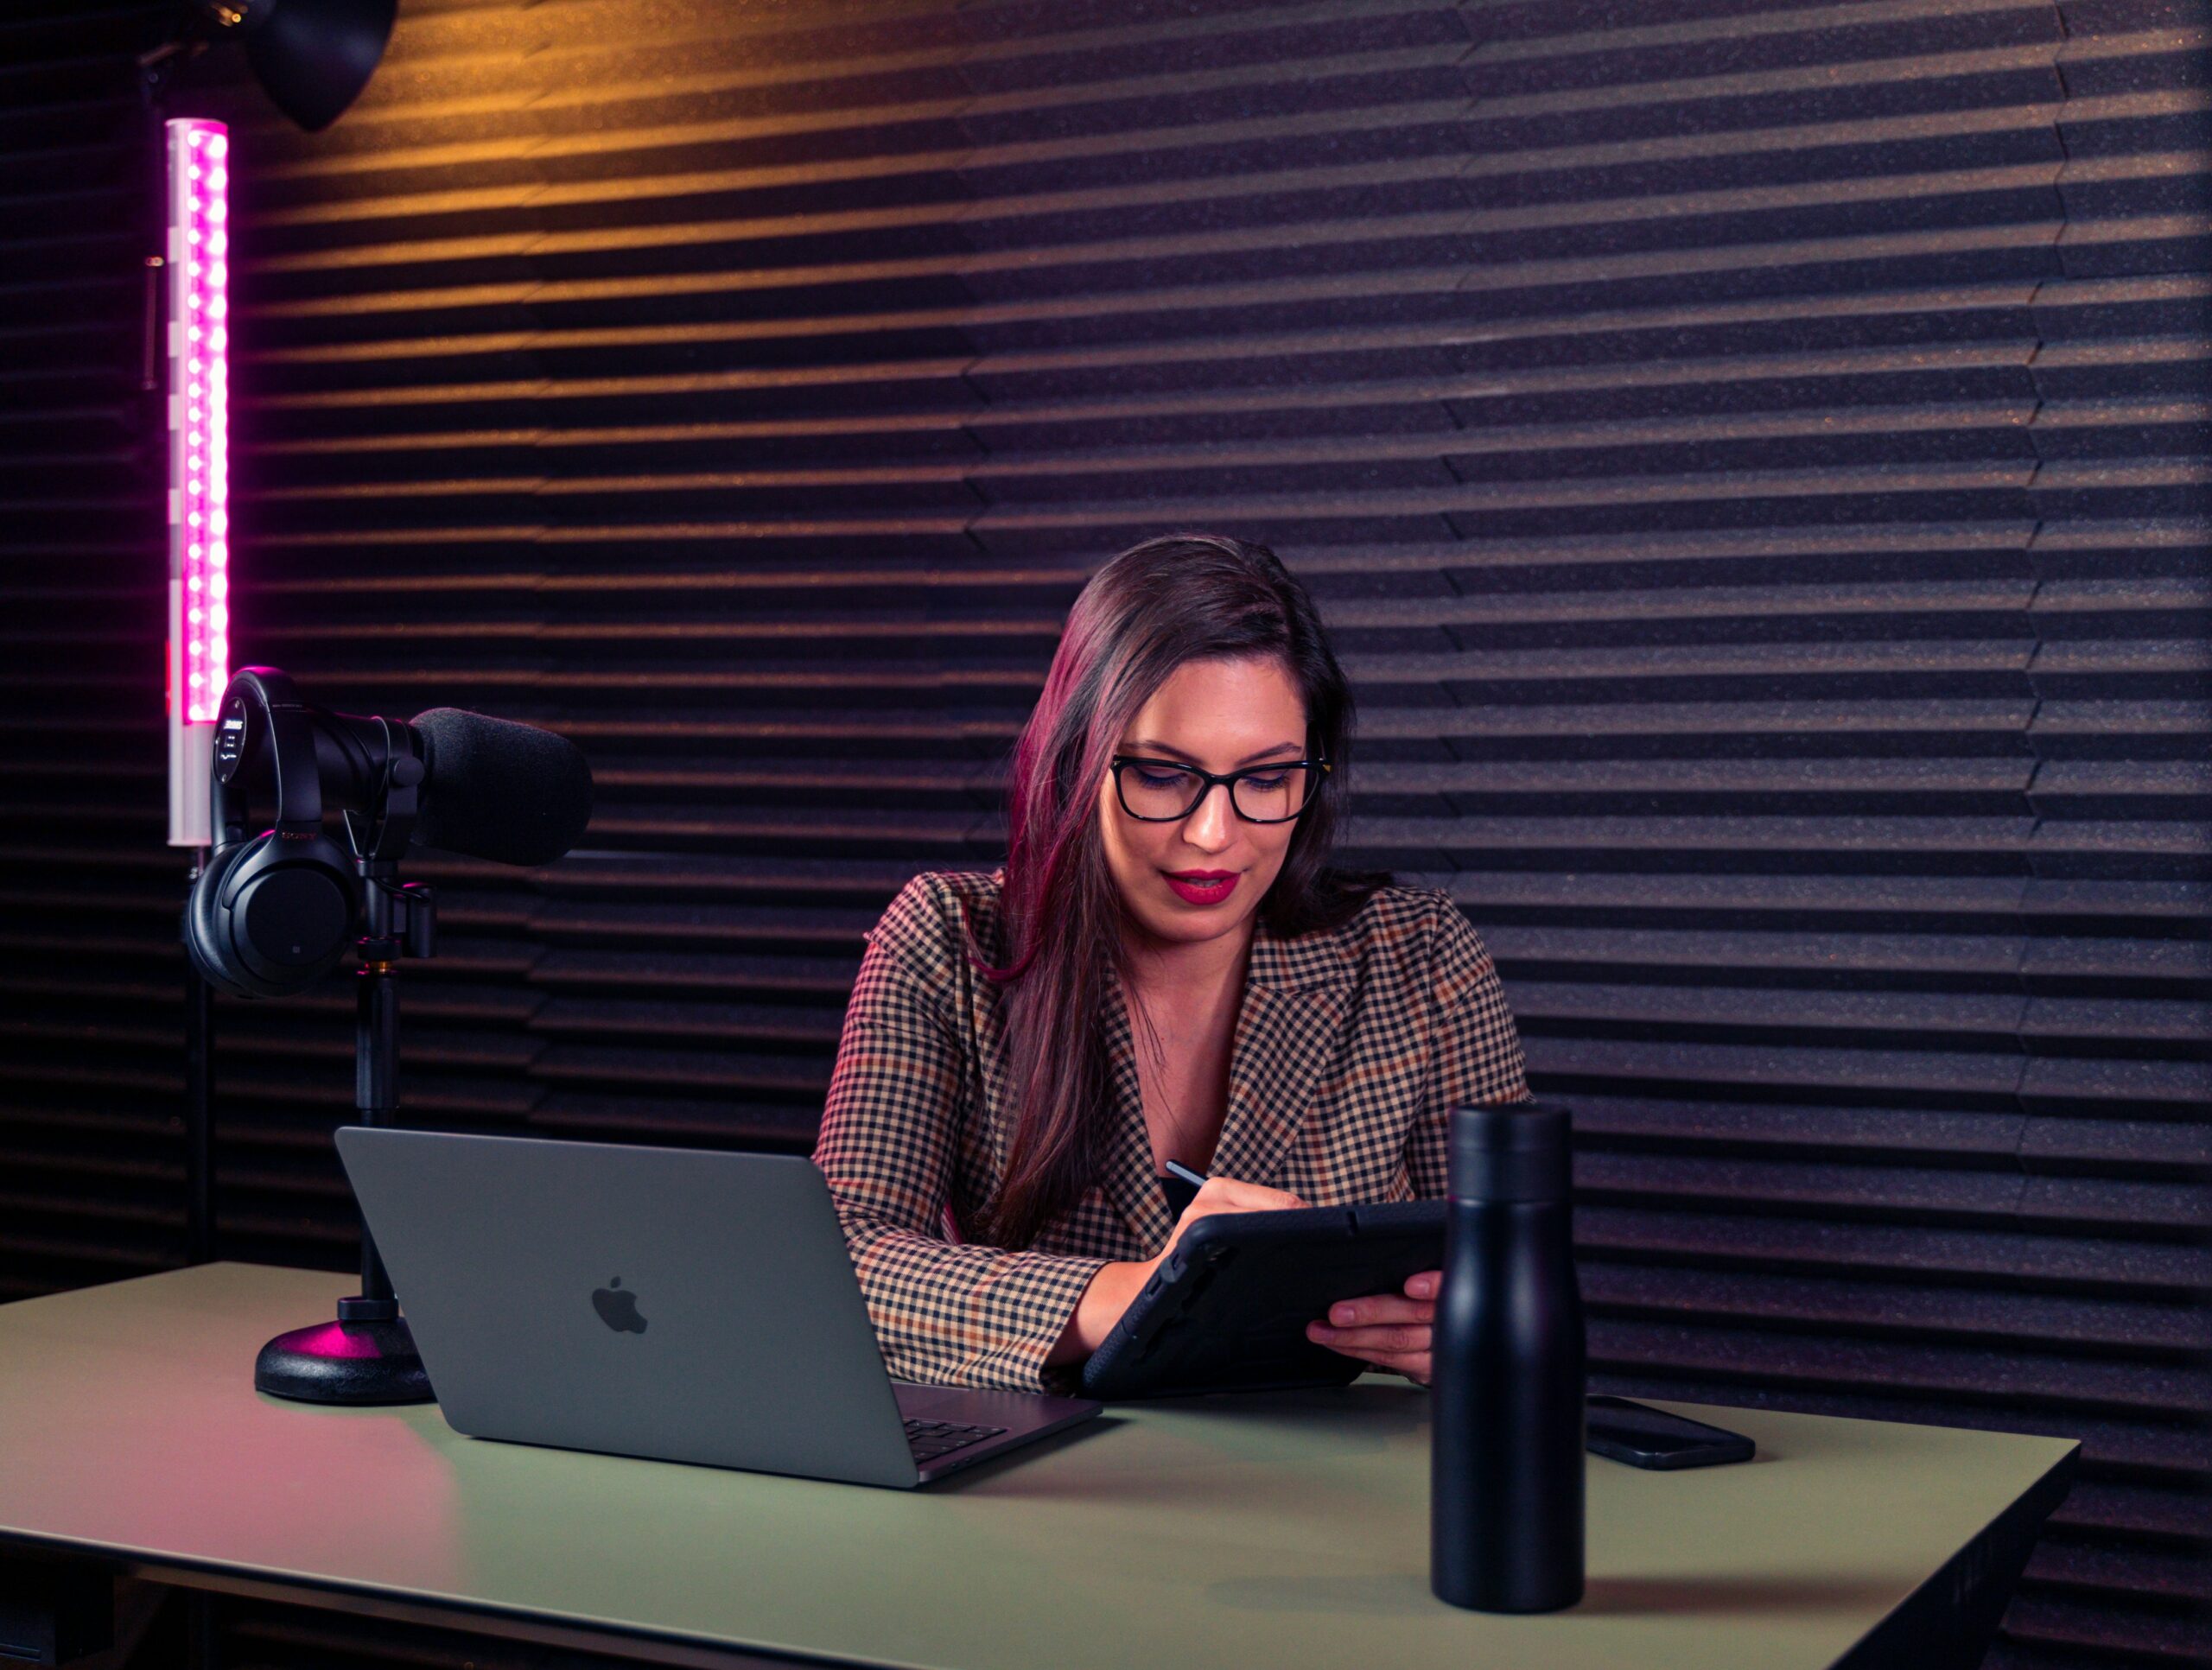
[
  {"xmin": 185, "ymin": 852, "xmax": 214, "ymax": 1264},
  {"xmin": 252, "ymin": 744, "xmax": 437, "ymax": 1404},
  {"xmin": 149, "ymin": 110, "xmax": 232, "ymax": 1267}
]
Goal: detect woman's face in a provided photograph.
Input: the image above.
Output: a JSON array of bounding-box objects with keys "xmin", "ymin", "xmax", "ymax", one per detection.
[{"xmin": 1097, "ymin": 654, "xmax": 1311, "ymax": 954}]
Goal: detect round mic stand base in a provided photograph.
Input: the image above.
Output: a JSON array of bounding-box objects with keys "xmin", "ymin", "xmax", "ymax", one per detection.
[{"xmin": 254, "ymin": 1296, "xmax": 431, "ymax": 1405}]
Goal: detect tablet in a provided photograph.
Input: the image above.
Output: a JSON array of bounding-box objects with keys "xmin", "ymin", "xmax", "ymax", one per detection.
[{"xmin": 1079, "ymin": 1200, "xmax": 1446, "ymax": 1400}]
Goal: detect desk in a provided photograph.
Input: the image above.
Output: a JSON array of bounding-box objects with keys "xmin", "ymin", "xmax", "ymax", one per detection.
[{"xmin": 0, "ymin": 1263, "xmax": 2074, "ymax": 1670}]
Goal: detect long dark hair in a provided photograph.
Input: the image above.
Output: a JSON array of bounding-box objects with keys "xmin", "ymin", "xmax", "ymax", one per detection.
[{"xmin": 967, "ymin": 532, "xmax": 1382, "ymax": 1248}]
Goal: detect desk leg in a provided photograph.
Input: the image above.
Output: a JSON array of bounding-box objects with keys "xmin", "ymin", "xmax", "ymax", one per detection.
[
  {"xmin": 186, "ymin": 1591, "xmax": 217, "ymax": 1669},
  {"xmin": 0, "ymin": 1554, "xmax": 111, "ymax": 1667}
]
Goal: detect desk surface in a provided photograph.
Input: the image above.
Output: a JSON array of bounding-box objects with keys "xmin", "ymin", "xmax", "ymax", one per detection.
[{"xmin": 1, "ymin": 1263, "xmax": 2074, "ymax": 1670}]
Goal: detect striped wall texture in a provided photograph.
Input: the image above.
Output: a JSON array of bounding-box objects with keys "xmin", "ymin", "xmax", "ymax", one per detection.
[{"xmin": 3, "ymin": 0, "xmax": 2207, "ymax": 1665}]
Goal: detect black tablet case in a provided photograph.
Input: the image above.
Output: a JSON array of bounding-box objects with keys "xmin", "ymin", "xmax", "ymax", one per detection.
[{"xmin": 1080, "ymin": 1201, "xmax": 1446, "ymax": 1400}]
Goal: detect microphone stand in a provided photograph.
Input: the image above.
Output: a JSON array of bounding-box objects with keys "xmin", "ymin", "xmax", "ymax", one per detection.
[{"xmin": 252, "ymin": 745, "xmax": 436, "ymax": 1404}]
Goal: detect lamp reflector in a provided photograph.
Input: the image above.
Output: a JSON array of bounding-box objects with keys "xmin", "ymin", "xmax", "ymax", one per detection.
[{"xmin": 238, "ymin": 0, "xmax": 397, "ymax": 134}]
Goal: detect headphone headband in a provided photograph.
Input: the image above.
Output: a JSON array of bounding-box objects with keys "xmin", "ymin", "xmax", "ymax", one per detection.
[{"xmin": 211, "ymin": 666, "xmax": 325, "ymax": 847}]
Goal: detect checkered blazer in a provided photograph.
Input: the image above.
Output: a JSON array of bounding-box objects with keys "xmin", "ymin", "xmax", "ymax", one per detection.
[{"xmin": 810, "ymin": 870, "xmax": 1530, "ymax": 1393}]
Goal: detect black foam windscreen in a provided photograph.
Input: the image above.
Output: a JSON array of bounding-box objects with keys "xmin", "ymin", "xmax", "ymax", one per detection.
[{"xmin": 410, "ymin": 708, "xmax": 593, "ymax": 867}]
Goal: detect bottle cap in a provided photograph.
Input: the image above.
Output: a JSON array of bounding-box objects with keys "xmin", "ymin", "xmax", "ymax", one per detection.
[{"xmin": 1447, "ymin": 1101, "xmax": 1573, "ymax": 1203}]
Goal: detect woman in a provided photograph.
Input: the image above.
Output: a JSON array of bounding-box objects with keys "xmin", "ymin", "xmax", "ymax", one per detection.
[{"xmin": 811, "ymin": 533, "xmax": 1530, "ymax": 1394}]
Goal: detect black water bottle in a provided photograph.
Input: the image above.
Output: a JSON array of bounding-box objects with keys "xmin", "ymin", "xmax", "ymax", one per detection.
[{"xmin": 1430, "ymin": 1100, "xmax": 1585, "ymax": 1612}]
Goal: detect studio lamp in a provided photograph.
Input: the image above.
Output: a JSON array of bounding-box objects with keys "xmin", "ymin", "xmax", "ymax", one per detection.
[
  {"xmin": 143, "ymin": 0, "xmax": 398, "ymax": 134},
  {"xmin": 207, "ymin": 0, "xmax": 397, "ymax": 133}
]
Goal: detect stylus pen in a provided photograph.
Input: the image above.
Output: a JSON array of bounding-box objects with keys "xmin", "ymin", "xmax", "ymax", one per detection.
[{"xmin": 1164, "ymin": 1159, "xmax": 1208, "ymax": 1190}]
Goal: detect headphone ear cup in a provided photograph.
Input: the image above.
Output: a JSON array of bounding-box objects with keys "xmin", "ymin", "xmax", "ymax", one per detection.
[
  {"xmin": 184, "ymin": 836, "xmax": 356, "ymax": 1000},
  {"xmin": 226, "ymin": 840, "xmax": 357, "ymax": 999},
  {"xmin": 184, "ymin": 840, "xmax": 258, "ymax": 999}
]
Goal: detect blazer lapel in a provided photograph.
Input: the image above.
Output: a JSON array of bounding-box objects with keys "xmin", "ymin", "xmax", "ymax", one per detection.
[
  {"xmin": 1097, "ymin": 967, "xmax": 1178, "ymax": 1252},
  {"xmin": 1092, "ymin": 917, "xmax": 1357, "ymax": 1251},
  {"xmin": 1207, "ymin": 915, "xmax": 1354, "ymax": 1191}
]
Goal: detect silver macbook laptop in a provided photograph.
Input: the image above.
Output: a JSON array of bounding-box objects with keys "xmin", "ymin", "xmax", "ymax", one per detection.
[{"xmin": 333, "ymin": 1127, "xmax": 1101, "ymax": 1488}]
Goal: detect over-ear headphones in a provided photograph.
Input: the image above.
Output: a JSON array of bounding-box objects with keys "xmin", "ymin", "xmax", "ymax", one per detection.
[{"xmin": 183, "ymin": 668, "xmax": 361, "ymax": 999}]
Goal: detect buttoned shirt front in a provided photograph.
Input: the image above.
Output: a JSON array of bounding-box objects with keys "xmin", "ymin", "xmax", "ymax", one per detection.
[{"xmin": 811, "ymin": 869, "xmax": 1531, "ymax": 1392}]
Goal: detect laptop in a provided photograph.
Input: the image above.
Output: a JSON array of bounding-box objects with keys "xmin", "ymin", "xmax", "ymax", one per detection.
[{"xmin": 332, "ymin": 1127, "xmax": 1102, "ymax": 1488}]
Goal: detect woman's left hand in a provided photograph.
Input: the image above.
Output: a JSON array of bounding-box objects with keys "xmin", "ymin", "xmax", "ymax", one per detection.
[{"xmin": 1306, "ymin": 1269, "xmax": 1440, "ymax": 1385}]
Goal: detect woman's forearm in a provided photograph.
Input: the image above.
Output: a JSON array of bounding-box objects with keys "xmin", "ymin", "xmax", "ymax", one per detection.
[{"xmin": 1045, "ymin": 1257, "xmax": 1158, "ymax": 1367}]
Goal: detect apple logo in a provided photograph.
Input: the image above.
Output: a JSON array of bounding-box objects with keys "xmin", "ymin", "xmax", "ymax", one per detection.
[{"xmin": 591, "ymin": 1275, "xmax": 648, "ymax": 1335}]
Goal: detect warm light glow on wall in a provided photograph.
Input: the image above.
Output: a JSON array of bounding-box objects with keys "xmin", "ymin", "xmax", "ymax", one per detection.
[{"xmin": 166, "ymin": 117, "xmax": 230, "ymax": 846}]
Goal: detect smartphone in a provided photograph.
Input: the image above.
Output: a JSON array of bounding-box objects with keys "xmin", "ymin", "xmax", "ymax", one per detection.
[{"xmin": 1585, "ymin": 1395, "xmax": 1756, "ymax": 1470}]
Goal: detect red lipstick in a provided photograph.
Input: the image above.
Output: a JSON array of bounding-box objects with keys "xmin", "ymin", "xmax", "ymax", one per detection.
[{"xmin": 1164, "ymin": 869, "xmax": 1238, "ymax": 906}]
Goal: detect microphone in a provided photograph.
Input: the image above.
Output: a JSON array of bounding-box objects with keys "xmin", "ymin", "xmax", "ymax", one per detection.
[
  {"xmin": 410, "ymin": 708, "xmax": 593, "ymax": 867},
  {"xmin": 303, "ymin": 703, "xmax": 594, "ymax": 867}
]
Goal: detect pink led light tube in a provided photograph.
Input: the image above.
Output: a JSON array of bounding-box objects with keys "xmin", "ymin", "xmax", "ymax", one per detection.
[
  {"xmin": 166, "ymin": 117, "xmax": 231, "ymax": 845},
  {"xmin": 170, "ymin": 118, "xmax": 230, "ymax": 723}
]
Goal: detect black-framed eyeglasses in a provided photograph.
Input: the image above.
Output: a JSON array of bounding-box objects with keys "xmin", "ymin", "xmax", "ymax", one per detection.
[{"xmin": 1109, "ymin": 755, "xmax": 1331, "ymax": 824}]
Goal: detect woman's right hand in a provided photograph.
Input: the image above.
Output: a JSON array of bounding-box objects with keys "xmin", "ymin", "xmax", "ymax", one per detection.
[
  {"xmin": 1161, "ymin": 1175, "xmax": 1307, "ymax": 1255},
  {"xmin": 1046, "ymin": 1175, "xmax": 1306, "ymax": 1366}
]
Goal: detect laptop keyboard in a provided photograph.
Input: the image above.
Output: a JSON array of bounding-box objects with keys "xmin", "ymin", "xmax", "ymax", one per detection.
[{"xmin": 905, "ymin": 1418, "xmax": 1007, "ymax": 1464}]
